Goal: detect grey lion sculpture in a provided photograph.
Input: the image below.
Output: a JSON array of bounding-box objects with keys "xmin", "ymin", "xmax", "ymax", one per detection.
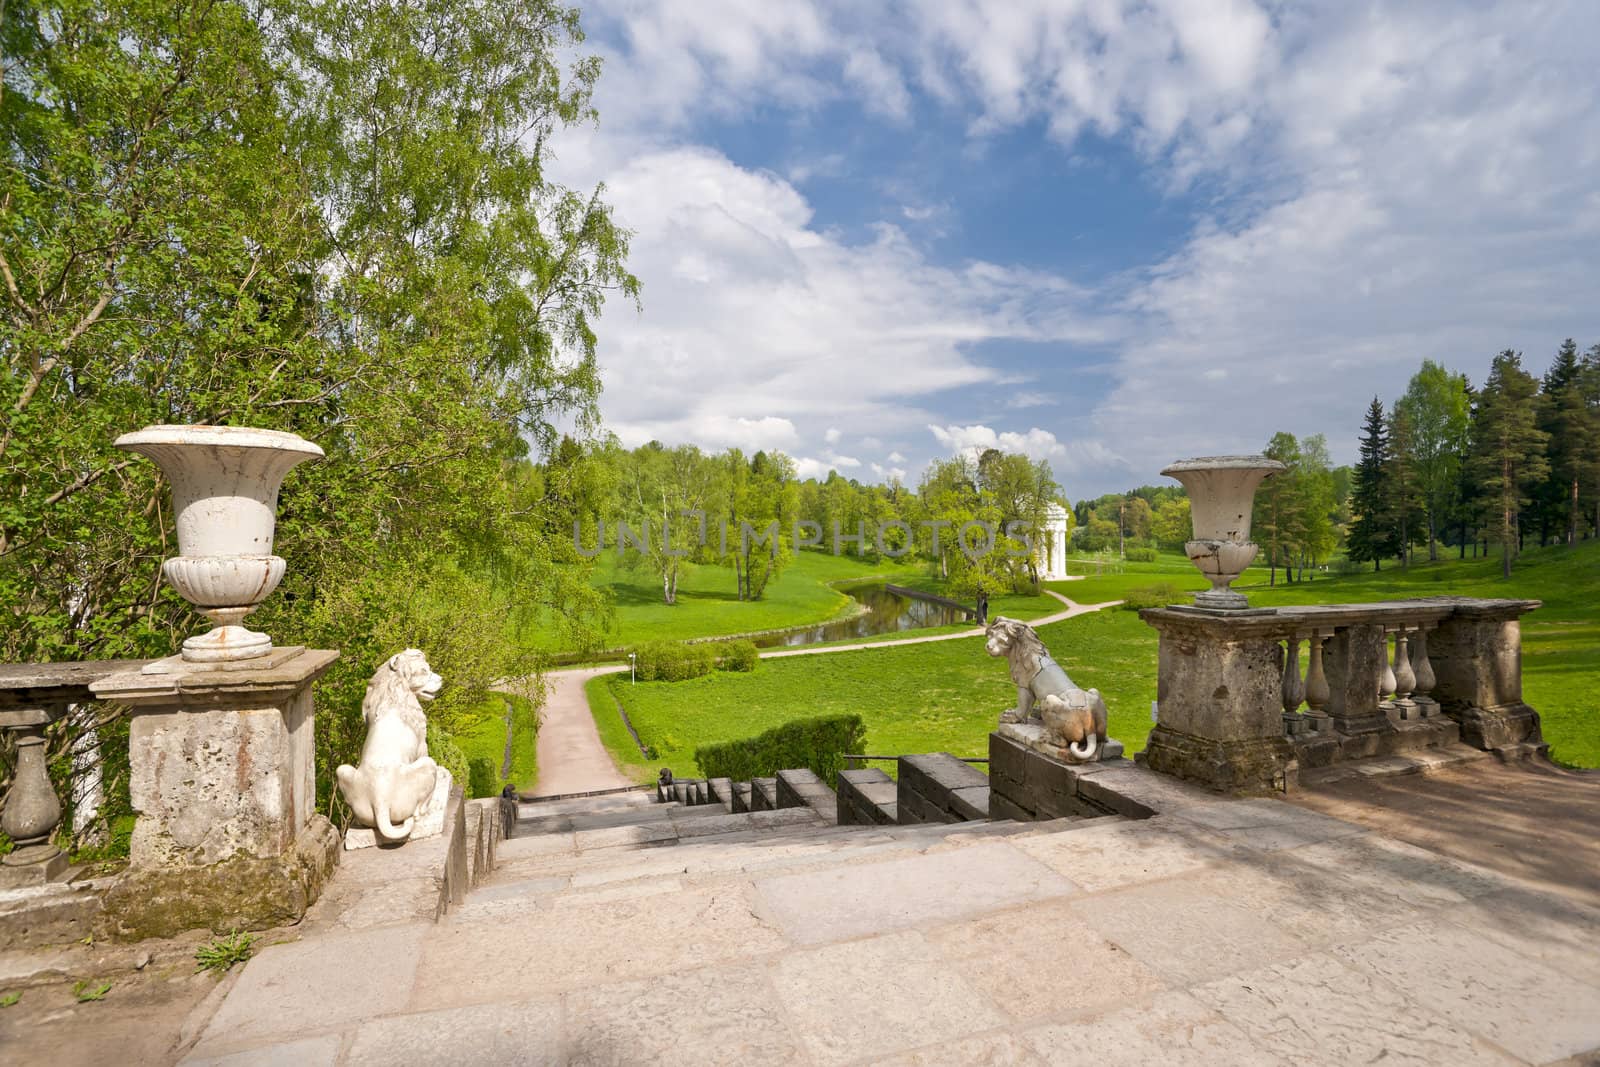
[
  {"xmin": 984, "ymin": 616, "xmax": 1109, "ymax": 763},
  {"xmin": 336, "ymin": 649, "xmax": 444, "ymax": 843}
]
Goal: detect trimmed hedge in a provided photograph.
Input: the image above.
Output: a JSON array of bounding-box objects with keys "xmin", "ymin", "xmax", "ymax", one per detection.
[
  {"xmin": 718, "ymin": 639, "xmax": 760, "ymax": 672},
  {"xmin": 694, "ymin": 714, "xmax": 866, "ymax": 788},
  {"xmin": 634, "ymin": 639, "xmax": 716, "ymax": 681},
  {"xmin": 1124, "ymin": 546, "xmax": 1158, "ymax": 562}
]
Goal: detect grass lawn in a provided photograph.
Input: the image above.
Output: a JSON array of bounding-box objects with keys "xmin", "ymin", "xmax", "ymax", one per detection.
[
  {"xmin": 588, "ymin": 541, "xmax": 1600, "ymax": 774},
  {"xmin": 456, "ymin": 692, "xmax": 539, "ymax": 793},
  {"xmin": 592, "ymin": 608, "xmax": 1160, "ymax": 780},
  {"xmin": 519, "ymin": 549, "xmax": 933, "ymax": 653}
]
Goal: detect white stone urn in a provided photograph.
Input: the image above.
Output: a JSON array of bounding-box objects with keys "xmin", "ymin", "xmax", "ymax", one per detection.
[
  {"xmin": 115, "ymin": 425, "xmax": 323, "ymax": 662},
  {"xmin": 1161, "ymin": 455, "xmax": 1285, "ymax": 611}
]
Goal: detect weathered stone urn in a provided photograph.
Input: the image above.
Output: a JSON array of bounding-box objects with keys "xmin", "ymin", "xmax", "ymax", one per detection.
[
  {"xmin": 115, "ymin": 425, "xmax": 323, "ymax": 663},
  {"xmin": 1161, "ymin": 455, "xmax": 1285, "ymax": 612}
]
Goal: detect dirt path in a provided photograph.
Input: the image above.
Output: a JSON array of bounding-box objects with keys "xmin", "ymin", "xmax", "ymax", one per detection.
[{"xmin": 529, "ymin": 665, "xmax": 630, "ymax": 797}]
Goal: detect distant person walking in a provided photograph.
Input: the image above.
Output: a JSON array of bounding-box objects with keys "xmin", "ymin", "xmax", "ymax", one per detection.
[{"xmin": 976, "ymin": 590, "xmax": 989, "ymax": 624}]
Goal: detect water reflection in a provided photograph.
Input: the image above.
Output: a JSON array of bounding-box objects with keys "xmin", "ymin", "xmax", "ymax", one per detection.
[{"xmin": 752, "ymin": 583, "xmax": 972, "ymax": 648}]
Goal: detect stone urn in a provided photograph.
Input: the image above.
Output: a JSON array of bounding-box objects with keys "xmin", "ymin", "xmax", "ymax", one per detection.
[
  {"xmin": 115, "ymin": 425, "xmax": 323, "ymax": 662},
  {"xmin": 1161, "ymin": 455, "xmax": 1285, "ymax": 611}
]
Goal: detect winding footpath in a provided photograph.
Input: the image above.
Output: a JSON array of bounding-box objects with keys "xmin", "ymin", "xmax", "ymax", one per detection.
[{"xmin": 530, "ymin": 589, "xmax": 1122, "ymax": 796}]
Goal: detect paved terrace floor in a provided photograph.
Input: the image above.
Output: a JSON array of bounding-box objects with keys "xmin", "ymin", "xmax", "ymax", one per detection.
[{"xmin": 169, "ymin": 774, "xmax": 1600, "ymax": 1066}]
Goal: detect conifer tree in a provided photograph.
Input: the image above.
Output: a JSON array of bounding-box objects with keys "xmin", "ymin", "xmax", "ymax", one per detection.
[
  {"xmin": 1536, "ymin": 340, "xmax": 1595, "ymax": 546},
  {"xmin": 1347, "ymin": 398, "xmax": 1393, "ymax": 570},
  {"xmin": 1469, "ymin": 351, "xmax": 1551, "ymax": 577}
]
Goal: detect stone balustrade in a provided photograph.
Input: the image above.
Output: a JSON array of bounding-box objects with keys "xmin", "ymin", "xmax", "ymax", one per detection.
[
  {"xmin": 1139, "ymin": 597, "xmax": 1545, "ymax": 793},
  {"xmin": 0, "ymin": 660, "xmax": 149, "ymax": 888}
]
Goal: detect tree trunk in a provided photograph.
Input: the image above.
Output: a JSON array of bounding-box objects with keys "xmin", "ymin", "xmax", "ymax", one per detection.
[
  {"xmin": 1428, "ymin": 510, "xmax": 1438, "ymax": 561},
  {"xmin": 1570, "ymin": 477, "xmax": 1580, "ymax": 547}
]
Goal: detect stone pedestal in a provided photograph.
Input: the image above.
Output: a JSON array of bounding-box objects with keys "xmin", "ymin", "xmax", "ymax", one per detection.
[
  {"xmin": 988, "ymin": 731, "xmax": 1119, "ymax": 821},
  {"xmin": 1136, "ymin": 609, "xmax": 1295, "ymax": 794},
  {"xmin": 90, "ymin": 647, "xmax": 340, "ymax": 939},
  {"xmin": 1428, "ymin": 599, "xmax": 1546, "ymax": 754}
]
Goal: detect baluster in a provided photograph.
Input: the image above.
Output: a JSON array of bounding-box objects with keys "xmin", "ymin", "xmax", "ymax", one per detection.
[
  {"xmin": 0, "ymin": 718, "xmax": 67, "ymax": 883},
  {"xmin": 1411, "ymin": 624, "xmax": 1437, "ymax": 717},
  {"xmin": 1280, "ymin": 636, "xmax": 1305, "ymax": 736},
  {"xmin": 1379, "ymin": 626, "xmax": 1398, "ymax": 709},
  {"xmin": 1303, "ymin": 630, "xmax": 1332, "ymax": 732},
  {"xmin": 1392, "ymin": 626, "xmax": 1419, "ymax": 719}
]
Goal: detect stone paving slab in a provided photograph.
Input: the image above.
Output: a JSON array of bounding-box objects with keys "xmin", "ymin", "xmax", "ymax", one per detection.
[
  {"xmin": 1023, "ymin": 990, "xmax": 1282, "ymax": 1066},
  {"xmin": 1070, "ymin": 877, "xmax": 1314, "ymax": 985},
  {"xmin": 926, "ymin": 897, "xmax": 1166, "ymax": 1023},
  {"xmin": 755, "ymin": 841, "xmax": 1077, "ymax": 945},
  {"xmin": 1334, "ymin": 916, "xmax": 1600, "ymax": 1064},
  {"xmin": 1193, "ymin": 950, "xmax": 1519, "ymax": 1066},
  {"xmin": 771, "ymin": 931, "xmax": 1008, "ymax": 1066},
  {"xmin": 344, "ymin": 996, "xmax": 563, "ymax": 1064},
  {"xmin": 564, "ymin": 963, "xmax": 800, "ymax": 1065},
  {"xmin": 185, "ymin": 922, "xmax": 428, "ymax": 1060},
  {"xmin": 1010, "ymin": 816, "xmax": 1243, "ymax": 892}
]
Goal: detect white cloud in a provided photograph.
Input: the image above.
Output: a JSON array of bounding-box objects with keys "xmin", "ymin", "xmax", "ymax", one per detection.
[
  {"xmin": 557, "ymin": 139, "xmax": 1111, "ymax": 466},
  {"xmin": 887, "ymin": 450, "xmax": 906, "ymax": 463},
  {"xmin": 568, "ymin": 0, "xmax": 1600, "ymax": 492}
]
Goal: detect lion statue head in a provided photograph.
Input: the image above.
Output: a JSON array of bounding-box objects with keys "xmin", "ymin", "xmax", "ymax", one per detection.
[
  {"xmin": 361, "ymin": 648, "xmax": 442, "ymax": 736},
  {"xmin": 985, "ymin": 616, "xmax": 1048, "ymax": 687}
]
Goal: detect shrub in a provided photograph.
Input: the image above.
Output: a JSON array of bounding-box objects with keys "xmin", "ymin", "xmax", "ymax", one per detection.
[
  {"xmin": 694, "ymin": 714, "xmax": 867, "ymax": 788},
  {"xmin": 467, "ymin": 757, "xmax": 499, "ymax": 799},
  {"xmin": 634, "ymin": 640, "xmax": 716, "ymax": 682},
  {"xmin": 717, "ymin": 639, "xmax": 760, "ymax": 672},
  {"xmin": 1124, "ymin": 546, "xmax": 1158, "ymax": 563},
  {"xmin": 1118, "ymin": 582, "xmax": 1186, "ymax": 611},
  {"xmin": 426, "ymin": 722, "xmax": 469, "ymax": 788}
]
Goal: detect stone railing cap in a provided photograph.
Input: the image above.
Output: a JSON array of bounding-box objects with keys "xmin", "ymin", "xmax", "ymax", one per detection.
[{"xmin": 0, "ymin": 659, "xmax": 154, "ymax": 707}]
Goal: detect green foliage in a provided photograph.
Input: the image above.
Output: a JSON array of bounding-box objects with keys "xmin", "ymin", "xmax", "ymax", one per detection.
[
  {"xmin": 425, "ymin": 723, "xmax": 469, "ymax": 795},
  {"xmin": 195, "ymin": 931, "xmax": 258, "ymax": 974},
  {"xmin": 1117, "ymin": 582, "xmax": 1186, "ymax": 610},
  {"xmin": 467, "ymin": 757, "xmax": 498, "ymax": 800},
  {"xmin": 2, "ymin": 0, "xmax": 630, "ymax": 810},
  {"xmin": 633, "ymin": 640, "xmax": 716, "ymax": 682},
  {"xmin": 717, "ymin": 640, "xmax": 760, "ymax": 672},
  {"xmin": 457, "ymin": 693, "xmax": 539, "ymax": 793},
  {"xmin": 73, "ymin": 980, "xmax": 112, "ymax": 1002},
  {"xmin": 0, "ymin": 991, "xmax": 19, "ymax": 1007},
  {"xmin": 1123, "ymin": 547, "xmax": 1158, "ymax": 563},
  {"xmin": 693, "ymin": 715, "xmax": 867, "ymax": 788}
]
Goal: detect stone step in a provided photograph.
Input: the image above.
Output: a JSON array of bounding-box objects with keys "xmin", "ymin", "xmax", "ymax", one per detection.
[
  {"xmin": 475, "ymin": 815, "xmax": 1094, "ymax": 919},
  {"xmin": 776, "ymin": 768, "xmax": 838, "ymax": 823},
  {"xmin": 837, "ymin": 768, "xmax": 898, "ymax": 826},
  {"xmin": 749, "ymin": 777, "xmax": 779, "ymax": 812},
  {"xmin": 897, "ymin": 753, "xmax": 990, "ymax": 824},
  {"xmin": 729, "ymin": 781, "xmax": 753, "ymax": 814}
]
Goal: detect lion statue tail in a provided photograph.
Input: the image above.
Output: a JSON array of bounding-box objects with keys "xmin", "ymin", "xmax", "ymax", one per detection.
[
  {"xmin": 1066, "ymin": 734, "xmax": 1100, "ymax": 761},
  {"xmin": 374, "ymin": 794, "xmax": 414, "ymax": 842}
]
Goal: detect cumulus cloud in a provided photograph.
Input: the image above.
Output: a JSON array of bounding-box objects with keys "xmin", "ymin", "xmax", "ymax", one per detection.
[{"xmin": 568, "ymin": 0, "xmax": 1600, "ymax": 492}]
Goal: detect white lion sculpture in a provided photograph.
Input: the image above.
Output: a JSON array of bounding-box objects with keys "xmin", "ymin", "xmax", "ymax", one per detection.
[
  {"xmin": 985, "ymin": 616, "xmax": 1109, "ymax": 763},
  {"xmin": 336, "ymin": 649, "xmax": 445, "ymax": 844}
]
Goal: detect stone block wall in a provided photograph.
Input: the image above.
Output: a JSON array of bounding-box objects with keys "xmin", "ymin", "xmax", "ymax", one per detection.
[
  {"xmin": 988, "ymin": 732, "xmax": 1117, "ymax": 821},
  {"xmin": 896, "ymin": 754, "xmax": 990, "ymax": 824},
  {"xmin": 836, "ymin": 768, "xmax": 898, "ymax": 825},
  {"xmin": 750, "ymin": 777, "xmax": 778, "ymax": 812}
]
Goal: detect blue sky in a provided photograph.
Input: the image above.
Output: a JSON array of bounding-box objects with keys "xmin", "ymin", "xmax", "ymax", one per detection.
[{"xmin": 557, "ymin": 0, "xmax": 1600, "ymax": 499}]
